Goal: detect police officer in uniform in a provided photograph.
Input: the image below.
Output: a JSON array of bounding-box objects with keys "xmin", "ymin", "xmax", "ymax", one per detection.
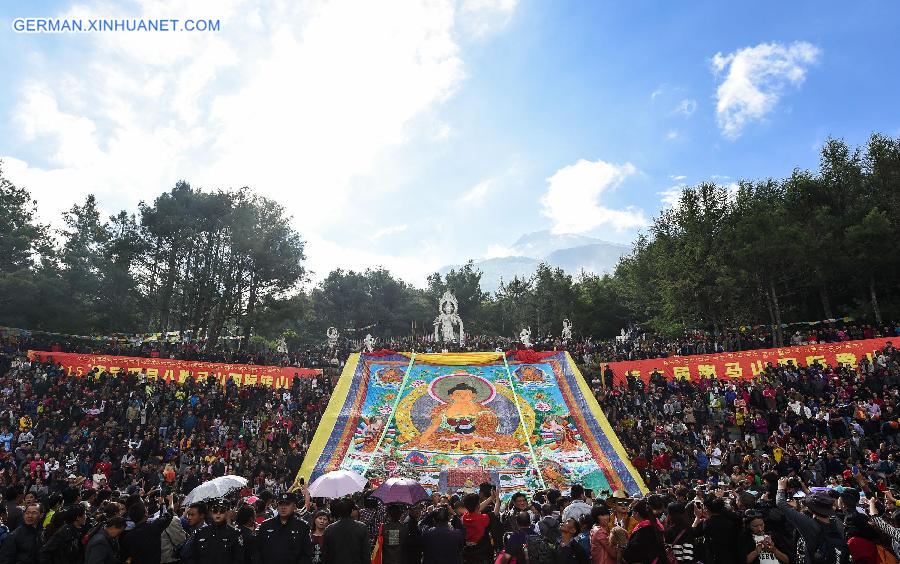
[
  {"xmin": 256, "ymin": 492, "xmax": 313, "ymax": 564},
  {"xmin": 184, "ymin": 498, "xmax": 244, "ymax": 564}
]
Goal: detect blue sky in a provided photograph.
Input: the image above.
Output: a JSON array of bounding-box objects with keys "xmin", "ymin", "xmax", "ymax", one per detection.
[{"xmin": 1, "ymin": 0, "xmax": 898, "ymax": 284}]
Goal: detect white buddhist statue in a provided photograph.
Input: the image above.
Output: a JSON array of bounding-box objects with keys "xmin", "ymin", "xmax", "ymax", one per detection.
[
  {"xmin": 561, "ymin": 319, "xmax": 573, "ymax": 342},
  {"xmin": 520, "ymin": 327, "xmax": 533, "ymax": 348},
  {"xmin": 363, "ymin": 333, "xmax": 375, "ymax": 353},
  {"xmin": 326, "ymin": 327, "xmax": 339, "ymax": 349},
  {"xmin": 433, "ymin": 291, "xmax": 465, "ymax": 345}
]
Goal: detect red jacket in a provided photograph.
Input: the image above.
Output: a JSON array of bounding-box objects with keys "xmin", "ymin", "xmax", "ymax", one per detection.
[{"xmin": 847, "ymin": 536, "xmax": 878, "ymax": 564}]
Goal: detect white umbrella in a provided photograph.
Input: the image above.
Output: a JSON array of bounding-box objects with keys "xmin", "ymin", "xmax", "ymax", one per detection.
[
  {"xmin": 307, "ymin": 470, "xmax": 367, "ymax": 498},
  {"xmin": 181, "ymin": 475, "xmax": 248, "ymax": 506}
]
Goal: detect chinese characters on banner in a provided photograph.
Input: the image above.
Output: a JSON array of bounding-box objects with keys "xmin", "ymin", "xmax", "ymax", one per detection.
[
  {"xmin": 26, "ymin": 350, "xmax": 322, "ymax": 389},
  {"xmin": 603, "ymin": 337, "xmax": 895, "ymax": 384}
]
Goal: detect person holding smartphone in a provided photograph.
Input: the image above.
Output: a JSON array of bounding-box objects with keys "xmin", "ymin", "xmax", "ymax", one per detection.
[{"xmin": 741, "ymin": 511, "xmax": 789, "ymax": 564}]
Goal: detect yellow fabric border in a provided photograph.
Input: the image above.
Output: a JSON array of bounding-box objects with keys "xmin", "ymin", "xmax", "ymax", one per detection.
[
  {"xmin": 295, "ymin": 353, "xmax": 360, "ymax": 485},
  {"xmin": 398, "ymin": 351, "xmax": 504, "ymax": 365},
  {"xmin": 566, "ymin": 352, "xmax": 649, "ymax": 494}
]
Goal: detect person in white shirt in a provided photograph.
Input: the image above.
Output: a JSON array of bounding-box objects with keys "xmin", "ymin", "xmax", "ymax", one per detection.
[
  {"xmin": 652, "ymin": 438, "xmax": 667, "ymax": 454},
  {"xmin": 122, "ymin": 449, "xmax": 137, "ymax": 467},
  {"xmin": 561, "ymin": 484, "xmax": 593, "ymax": 523},
  {"xmin": 663, "ymin": 401, "xmax": 675, "ymax": 417},
  {"xmin": 709, "ymin": 445, "xmax": 723, "ymax": 468},
  {"xmin": 867, "ymin": 399, "xmax": 882, "ymax": 418}
]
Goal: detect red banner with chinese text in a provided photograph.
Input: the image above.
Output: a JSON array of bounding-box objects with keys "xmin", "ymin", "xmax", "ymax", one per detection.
[
  {"xmin": 26, "ymin": 351, "xmax": 322, "ymax": 389},
  {"xmin": 602, "ymin": 337, "xmax": 895, "ymax": 384}
]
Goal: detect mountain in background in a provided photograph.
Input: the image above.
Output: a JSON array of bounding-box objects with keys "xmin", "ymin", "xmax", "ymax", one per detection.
[{"xmin": 439, "ymin": 230, "xmax": 632, "ymax": 294}]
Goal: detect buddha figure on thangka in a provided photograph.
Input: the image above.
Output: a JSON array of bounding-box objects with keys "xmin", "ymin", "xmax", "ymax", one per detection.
[{"xmin": 399, "ymin": 372, "xmax": 528, "ymax": 454}]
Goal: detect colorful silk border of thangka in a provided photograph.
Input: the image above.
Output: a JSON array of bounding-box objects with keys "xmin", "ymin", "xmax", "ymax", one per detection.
[{"xmin": 297, "ymin": 352, "xmax": 647, "ymax": 496}]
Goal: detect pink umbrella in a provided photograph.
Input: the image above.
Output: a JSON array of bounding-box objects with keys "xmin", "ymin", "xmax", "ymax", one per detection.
[
  {"xmin": 370, "ymin": 477, "xmax": 430, "ymax": 505},
  {"xmin": 307, "ymin": 470, "xmax": 368, "ymax": 498}
]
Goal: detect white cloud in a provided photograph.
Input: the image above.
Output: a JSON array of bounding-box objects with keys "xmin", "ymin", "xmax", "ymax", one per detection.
[
  {"xmin": 17, "ymin": 84, "xmax": 105, "ymax": 167},
  {"xmin": 666, "ymin": 130, "xmax": 679, "ymax": 141},
  {"xmin": 459, "ymin": 179, "xmax": 492, "ymax": 205},
  {"xmin": 658, "ymin": 187, "xmax": 683, "ymax": 209},
  {"xmin": 674, "ymin": 99, "xmax": 697, "ymax": 116},
  {"xmin": 369, "ymin": 224, "xmax": 409, "ymax": 242},
  {"xmin": 459, "ymin": 0, "xmax": 518, "ymax": 37},
  {"xmin": 432, "ymin": 122, "xmax": 455, "ymax": 140},
  {"xmin": 540, "ymin": 159, "xmax": 647, "ymax": 234},
  {"xmin": 3, "ymin": 0, "xmax": 520, "ymax": 283},
  {"xmin": 659, "ymin": 175, "xmax": 689, "ymax": 209},
  {"xmin": 484, "ymin": 244, "xmax": 517, "ymax": 259},
  {"xmin": 303, "ymin": 233, "xmax": 444, "ymax": 286},
  {"xmin": 650, "ymin": 84, "xmax": 667, "ymax": 100},
  {"xmin": 711, "ymin": 41, "xmax": 820, "ymax": 138}
]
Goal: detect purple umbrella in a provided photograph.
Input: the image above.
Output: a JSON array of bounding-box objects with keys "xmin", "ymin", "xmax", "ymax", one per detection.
[{"xmin": 370, "ymin": 478, "xmax": 430, "ymax": 505}]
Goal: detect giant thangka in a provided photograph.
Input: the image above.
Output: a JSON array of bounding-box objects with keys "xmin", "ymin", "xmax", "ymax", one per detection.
[{"xmin": 297, "ymin": 351, "xmax": 646, "ymax": 497}]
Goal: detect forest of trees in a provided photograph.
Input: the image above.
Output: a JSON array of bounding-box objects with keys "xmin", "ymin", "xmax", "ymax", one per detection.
[
  {"xmin": 1, "ymin": 133, "xmax": 898, "ymax": 348},
  {"xmin": 615, "ymin": 134, "xmax": 900, "ymax": 346}
]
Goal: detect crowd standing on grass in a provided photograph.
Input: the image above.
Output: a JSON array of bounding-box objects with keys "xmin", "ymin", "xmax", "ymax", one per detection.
[{"xmin": 2, "ymin": 334, "xmax": 900, "ymax": 562}]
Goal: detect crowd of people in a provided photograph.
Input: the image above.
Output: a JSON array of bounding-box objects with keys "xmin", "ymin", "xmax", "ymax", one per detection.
[
  {"xmin": 1, "ymin": 331, "xmax": 900, "ymax": 563},
  {"xmin": 0, "ymin": 346, "xmax": 333, "ymax": 544},
  {"xmin": 593, "ymin": 340, "xmax": 900, "ymax": 492},
  {"xmin": 5, "ymin": 453, "xmax": 900, "ymax": 564},
  {"xmin": 581, "ymin": 323, "xmax": 899, "ymax": 364},
  {"xmin": 6, "ymin": 320, "xmax": 899, "ymax": 370}
]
